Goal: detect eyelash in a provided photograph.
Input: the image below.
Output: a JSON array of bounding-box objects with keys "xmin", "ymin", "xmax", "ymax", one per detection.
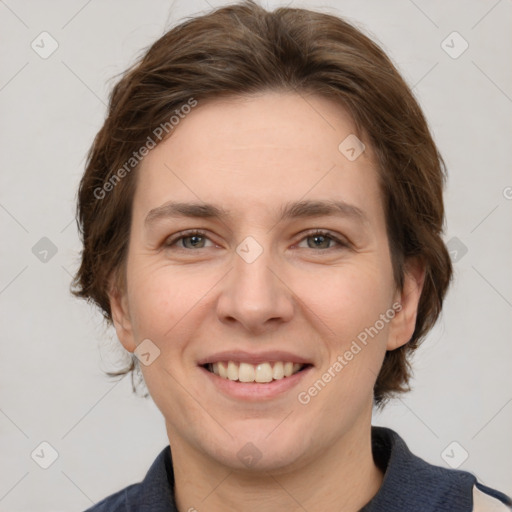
[{"xmin": 163, "ymin": 229, "xmax": 348, "ymax": 251}]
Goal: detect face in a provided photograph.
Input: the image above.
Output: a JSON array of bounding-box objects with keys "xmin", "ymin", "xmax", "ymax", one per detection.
[{"xmin": 110, "ymin": 91, "xmax": 423, "ymax": 472}]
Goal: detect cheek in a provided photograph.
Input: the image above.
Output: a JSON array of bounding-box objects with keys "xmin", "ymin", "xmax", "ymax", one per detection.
[
  {"xmin": 299, "ymin": 261, "xmax": 393, "ymax": 386},
  {"xmin": 125, "ymin": 260, "xmax": 202, "ymax": 344},
  {"xmin": 304, "ymin": 259, "xmax": 393, "ymax": 330},
  {"xmin": 125, "ymin": 257, "xmax": 231, "ymax": 367}
]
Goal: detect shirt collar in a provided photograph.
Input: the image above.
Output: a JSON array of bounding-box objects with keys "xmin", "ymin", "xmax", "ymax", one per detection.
[
  {"xmin": 136, "ymin": 426, "xmax": 478, "ymax": 512},
  {"xmin": 361, "ymin": 426, "xmax": 476, "ymax": 511}
]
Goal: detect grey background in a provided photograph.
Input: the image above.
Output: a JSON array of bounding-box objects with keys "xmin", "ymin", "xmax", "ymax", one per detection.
[{"xmin": 0, "ymin": 0, "xmax": 511, "ymax": 510}]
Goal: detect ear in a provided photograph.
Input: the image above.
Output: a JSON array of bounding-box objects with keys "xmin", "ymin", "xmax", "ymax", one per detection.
[
  {"xmin": 387, "ymin": 257, "xmax": 426, "ymax": 351},
  {"xmin": 108, "ymin": 276, "xmax": 137, "ymax": 353}
]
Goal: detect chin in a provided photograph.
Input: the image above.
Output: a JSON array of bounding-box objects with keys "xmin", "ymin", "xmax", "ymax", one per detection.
[{"xmin": 202, "ymin": 423, "xmax": 313, "ymax": 474}]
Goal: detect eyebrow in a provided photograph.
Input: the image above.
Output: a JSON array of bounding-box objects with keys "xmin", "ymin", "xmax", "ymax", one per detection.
[{"xmin": 144, "ymin": 199, "xmax": 369, "ymax": 227}]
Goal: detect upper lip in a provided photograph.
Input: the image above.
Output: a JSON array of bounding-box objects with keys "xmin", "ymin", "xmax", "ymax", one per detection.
[{"xmin": 197, "ymin": 350, "xmax": 313, "ymax": 366}]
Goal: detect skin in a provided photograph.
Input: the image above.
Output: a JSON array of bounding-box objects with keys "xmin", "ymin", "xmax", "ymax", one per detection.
[{"xmin": 109, "ymin": 91, "xmax": 425, "ymax": 511}]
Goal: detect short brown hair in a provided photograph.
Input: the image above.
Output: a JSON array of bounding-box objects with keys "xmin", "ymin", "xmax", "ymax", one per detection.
[{"xmin": 72, "ymin": 0, "xmax": 452, "ymax": 405}]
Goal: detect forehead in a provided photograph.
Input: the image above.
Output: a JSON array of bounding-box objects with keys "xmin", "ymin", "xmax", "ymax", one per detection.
[{"xmin": 134, "ymin": 92, "xmax": 383, "ymax": 225}]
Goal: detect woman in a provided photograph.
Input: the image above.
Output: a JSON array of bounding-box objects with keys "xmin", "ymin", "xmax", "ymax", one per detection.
[{"xmin": 73, "ymin": 1, "xmax": 511, "ymax": 510}]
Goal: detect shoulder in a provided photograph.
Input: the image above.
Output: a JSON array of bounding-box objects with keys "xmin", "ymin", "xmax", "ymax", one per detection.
[
  {"xmin": 81, "ymin": 445, "xmax": 177, "ymax": 512},
  {"xmin": 366, "ymin": 426, "xmax": 512, "ymax": 512},
  {"xmin": 83, "ymin": 483, "xmax": 138, "ymax": 512},
  {"xmin": 473, "ymin": 484, "xmax": 512, "ymax": 512}
]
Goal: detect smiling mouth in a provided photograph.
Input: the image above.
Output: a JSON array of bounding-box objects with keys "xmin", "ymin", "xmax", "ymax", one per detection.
[{"xmin": 203, "ymin": 361, "xmax": 312, "ymax": 383}]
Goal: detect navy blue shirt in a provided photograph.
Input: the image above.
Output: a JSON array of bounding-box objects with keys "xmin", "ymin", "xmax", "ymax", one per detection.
[{"xmin": 84, "ymin": 426, "xmax": 511, "ymax": 511}]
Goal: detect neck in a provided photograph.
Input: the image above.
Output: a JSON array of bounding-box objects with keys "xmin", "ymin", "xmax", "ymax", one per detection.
[{"xmin": 168, "ymin": 412, "xmax": 383, "ymax": 512}]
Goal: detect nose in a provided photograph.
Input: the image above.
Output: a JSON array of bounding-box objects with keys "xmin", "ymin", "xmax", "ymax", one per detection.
[{"xmin": 216, "ymin": 241, "xmax": 294, "ymax": 334}]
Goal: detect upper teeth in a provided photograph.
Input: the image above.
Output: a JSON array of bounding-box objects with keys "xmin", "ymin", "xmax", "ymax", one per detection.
[{"xmin": 209, "ymin": 361, "xmax": 304, "ymax": 383}]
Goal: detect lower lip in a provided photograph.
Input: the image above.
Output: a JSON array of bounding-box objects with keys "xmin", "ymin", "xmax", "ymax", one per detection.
[{"xmin": 199, "ymin": 365, "xmax": 313, "ymax": 401}]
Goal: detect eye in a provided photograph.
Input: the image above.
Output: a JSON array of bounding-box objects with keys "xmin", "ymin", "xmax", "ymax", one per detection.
[
  {"xmin": 164, "ymin": 229, "xmax": 214, "ymax": 250},
  {"xmin": 163, "ymin": 229, "xmax": 348, "ymax": 251},
  {"xmin": 296, "ymin": 230, "xmax": 348, "ymax": 250}
]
